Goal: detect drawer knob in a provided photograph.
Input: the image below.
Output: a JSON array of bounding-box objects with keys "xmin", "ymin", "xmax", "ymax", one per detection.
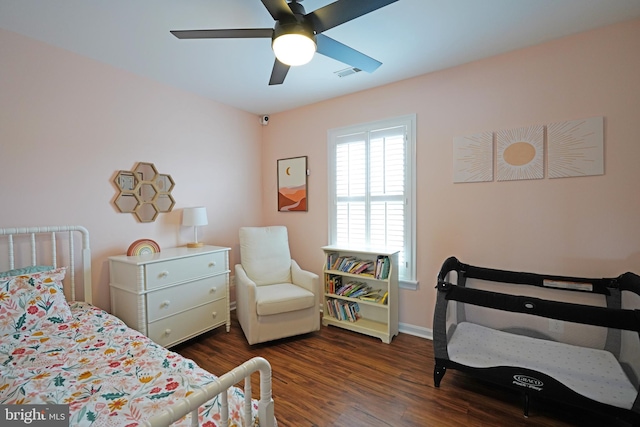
[
  {"xmin": 210, "ymin": 287, "xmax": 217, "ymax": 294},
  {"xmin": 158, "ymin": 271, "xmax": 169, "ymax": 278},
  {"xmin": 212, "ymin": 311, "xmax": 217, "ymax": 318},
  {"xmin": 164, "ymin": 329, "xmax": 172, "ymax": 336},
  {"xmin": 208, "ymin": 262, "xmax": 216, "ymax": 267},
  {"xmin": 161, "ymin": 300, "xmax": 171, "ymax": 308}
]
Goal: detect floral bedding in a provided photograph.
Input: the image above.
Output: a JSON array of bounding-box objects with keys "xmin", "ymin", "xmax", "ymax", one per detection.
[{"xmin": 0, "ymin": 300, "xmax": 260, "ymax": 427}]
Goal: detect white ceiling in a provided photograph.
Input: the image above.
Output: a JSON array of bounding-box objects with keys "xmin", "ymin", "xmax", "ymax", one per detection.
[{"xmin": 2, "ymin": 0, "xmax": 640, "ymax": 115}]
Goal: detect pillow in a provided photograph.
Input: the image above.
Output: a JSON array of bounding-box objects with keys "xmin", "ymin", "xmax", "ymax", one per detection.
[
  {"xmin": 0, "ymin": 267, "xmax": 73, "ymax": 336},
  {"xmin": 0, "ymin": 265, "xmax": 54, "ymax": 278}
]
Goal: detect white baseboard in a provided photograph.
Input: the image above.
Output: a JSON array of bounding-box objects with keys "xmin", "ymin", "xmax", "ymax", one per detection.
[{"xmin": 399, "ymin": 322, "xmax": 433, "ymax": 340}]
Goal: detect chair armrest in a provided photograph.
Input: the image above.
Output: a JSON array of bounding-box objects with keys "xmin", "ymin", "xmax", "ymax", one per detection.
[
  {"xmin": 235, "ymin": 264, "xmax": 258, "ymax": 291},
  {"xmin": 235, "ymin": 264, "xmax": 258, "ymax": 331},
  {"xmin": 291, "ymin": 259, "xmax": 319, "ymax": 297}
]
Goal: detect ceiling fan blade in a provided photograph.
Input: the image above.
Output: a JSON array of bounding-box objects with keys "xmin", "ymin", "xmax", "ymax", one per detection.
[
  {"xmin": 261, "ymin": 0, "xmax": 294, "ymax": 21},
  {"xmin": 316, "ymin": 34, "xmax": 381, "ymax": 73},
  {"xmin": 170, "ymin": 28, "xmax": 273, "ymax": 39},
  {"xmin": 269, "ymin": 59, "xmax": 290, "ymax": 85},
  {"xmin": 306, "ymin": 0, "xmax": 399, "ymax": 33}
]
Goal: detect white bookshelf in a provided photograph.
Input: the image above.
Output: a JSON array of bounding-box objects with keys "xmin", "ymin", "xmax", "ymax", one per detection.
[{"xmin": 321, "ymin": 245, "xmax": 399, "ymax": 344}]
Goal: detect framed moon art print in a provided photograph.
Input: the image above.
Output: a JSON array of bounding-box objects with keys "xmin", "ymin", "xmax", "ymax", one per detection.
[{"xmin": 277, "ymin": 156, "xmax": 308, "ymax": 212}]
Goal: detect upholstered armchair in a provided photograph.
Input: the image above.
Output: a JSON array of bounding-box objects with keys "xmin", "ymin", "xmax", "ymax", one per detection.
[{"xmin": 235, "ymin": 226, "xmax": 320, "ymax": 345}]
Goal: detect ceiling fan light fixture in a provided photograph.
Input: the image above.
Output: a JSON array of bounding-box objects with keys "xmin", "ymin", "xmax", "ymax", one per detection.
[
  {"xmin": 272, "ymin": 23, "xmax": 316, "ymax": 66},
  {"xmin": 172, "ymin": 0, "xmax": 397, "ymax": 85}
]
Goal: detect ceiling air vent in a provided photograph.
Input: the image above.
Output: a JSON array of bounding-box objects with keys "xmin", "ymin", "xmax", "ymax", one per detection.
[{"xmin": 334, "ymin": 67, "xmax": 362, "ymax": 78}]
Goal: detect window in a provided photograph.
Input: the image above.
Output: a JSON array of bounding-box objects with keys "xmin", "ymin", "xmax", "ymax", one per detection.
[{"xmin": 328, "ymin": 115, "xmax": 417, "ymax": 289}]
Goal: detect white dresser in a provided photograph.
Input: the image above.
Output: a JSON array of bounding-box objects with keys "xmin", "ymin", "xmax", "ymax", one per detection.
[{"xmin": 109, "ymin": 245, "xmax": 230, "ymax": 348}]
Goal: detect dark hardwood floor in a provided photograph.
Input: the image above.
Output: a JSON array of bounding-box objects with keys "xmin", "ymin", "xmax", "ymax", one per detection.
[{"xmin": 173, "ymin": 313, "xmax": 631, "ymax": 427}]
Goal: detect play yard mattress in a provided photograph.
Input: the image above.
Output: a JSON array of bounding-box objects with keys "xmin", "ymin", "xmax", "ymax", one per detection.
[{"xmin": 447, "ymin": 321, "xmax": 637, "ymax": 409}]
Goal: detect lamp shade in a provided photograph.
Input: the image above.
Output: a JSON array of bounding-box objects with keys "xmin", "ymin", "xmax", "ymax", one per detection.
[
  {"xmin": 272, "ymin": 22, "xmax": 316, "ymax": 66},
  {"xmin": 182, "ymin": 207, "xmax": 208, "ymax": 227},
  {"xmin": 273, "ymin": 33, "xmax": 316, "ymax": 66}
]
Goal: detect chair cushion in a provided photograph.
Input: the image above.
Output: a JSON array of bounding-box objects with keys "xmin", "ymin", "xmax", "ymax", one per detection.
[
  {"xmin": 255, "ymin": 283, "xmax": 315, "ymax": 316},
  {"xmin": 239, "ymin": 226, "xmax": 292, "ymax": 286}
]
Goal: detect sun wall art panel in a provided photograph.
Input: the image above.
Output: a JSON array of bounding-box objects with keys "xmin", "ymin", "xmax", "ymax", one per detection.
[
  {"xmin": 453, "ymin": 131, "xmax": 493, "ymax": 183},
  {"xmin": 547, "ymin": 116, "xmax": 604, "ymax": 178},
  {"xmin": 496, "ymin": 124, "xmax": 544, "ymax": 181}
]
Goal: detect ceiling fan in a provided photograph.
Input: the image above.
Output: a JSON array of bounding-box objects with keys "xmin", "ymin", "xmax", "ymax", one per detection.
[{"xmin": 170, "ymin": 0, "xmax": 398, "ymax": 85}]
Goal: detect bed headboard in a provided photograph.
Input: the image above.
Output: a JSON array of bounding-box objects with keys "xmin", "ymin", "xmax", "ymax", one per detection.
[{"xmin": 0, "ymin": 226, "xmax": 92, "ymax": 304}]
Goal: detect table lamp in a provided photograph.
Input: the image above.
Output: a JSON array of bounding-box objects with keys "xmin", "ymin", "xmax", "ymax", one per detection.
[{"xmin": 182, "ymin": 207, "xmax": 208, "ymax": 248}]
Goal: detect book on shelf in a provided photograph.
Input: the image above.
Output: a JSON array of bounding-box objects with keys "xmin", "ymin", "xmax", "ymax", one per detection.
[
  {"xmin": 326, "ymin": 299, "xmax": 339, "ymax": 319},
  {"xmin": 346, "ymin": 260, "xmax": 362, "ymax": 274},
  {"xmin": 374, "ymin": 256, "xmax": 382, "ymax": 278},
  {"xmin": 336, "ymin": 281, "xmax": 369, "ymax": 297},
  {"xmin": 335, "ymin": 280, "xmax": 353, "ymax": 295},
  {"xmin": 374, "ymin": 256, "xmax": 390, "ymax": 280},
  {"xmin": 330, "ymin": 256, "xmax": 345, "ymax": 270},
  {"xmin": 350, "ymin": 260, "xmax": 374, "ymax": 275},
  {"xmin": 326, "ymin": 298, "xmax": 361, "ymax": 322},
  {"xmin": 343, "ymin": 258, "xmax": 358, "ymax": 272},
  {"xmin": 347, "ymin": 284, "xmax": 372, "ymax": 298},
  {"xmin": 335, "ymin": 256, "xmax": 356, "ymax": 271},
  {"xmin": 326, "ymin": 252, "xmax": 339, "ymax": 270},
  {"xmin": 325, "ymin": 274, "xmax": 342, "ymax": 294},
  {"xmin": 358, "ymin": 289, "xmax": 382, "ymax": 302},
  {"xmin": 330, "ymin": 255, "xmax": 378, "ymax": 276},
  {"xmin": 379, "ymin": 290, "xmax": 389, "ymax": 305}
]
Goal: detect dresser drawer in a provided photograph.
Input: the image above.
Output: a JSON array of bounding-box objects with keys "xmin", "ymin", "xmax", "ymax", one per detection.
[
  {"xmin": 109, "ymin": 245, "xmax": 230, "ymax": 345},
  {"xmin": 146, "ymin": 275, "xmax": 226, "ymax": 322},
  {"xmin": 145, "ymin": 251, "xmax": 226, "ymax": 289},
  {"xmin": 148, "ymin": 299, "xmax": 228, "ymax": 347}
]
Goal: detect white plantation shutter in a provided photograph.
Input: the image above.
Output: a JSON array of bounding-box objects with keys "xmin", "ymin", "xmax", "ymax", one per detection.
[
  {"xmin": 335, "ymin": 133, "xmax": 366, "ymax": 246},
  {"xmin": 328, "ymin": 115, "xmax": 416, "ymax": 286}
]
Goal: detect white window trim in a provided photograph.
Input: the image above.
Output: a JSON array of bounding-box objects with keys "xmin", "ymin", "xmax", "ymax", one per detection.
[{"xmin": 327, "ymin": 114, "xmax": 418, "ymax": 290}]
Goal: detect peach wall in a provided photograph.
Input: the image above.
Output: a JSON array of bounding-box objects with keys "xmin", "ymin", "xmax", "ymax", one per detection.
[
  {"xmin": 0, "ymin": 29, "xmax": 264, "ymax": 311},
  {"xmin": 262, "ymin": 18, "xmax": 640, "ymax": 332},
  {"xmin": 2, "ymin": 18, "xmax": 640, "ymax": 333}
]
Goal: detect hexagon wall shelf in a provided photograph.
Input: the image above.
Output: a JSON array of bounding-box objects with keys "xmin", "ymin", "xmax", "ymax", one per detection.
[{"xmin": 113, "ymin": 162, "xmax": 175, "ymax": 222}]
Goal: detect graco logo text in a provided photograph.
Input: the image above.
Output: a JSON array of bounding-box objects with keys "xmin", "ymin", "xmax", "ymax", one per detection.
[
  {"xmin": 512, "ymin": 374, "xmax": 544, "ymax": 391},
  {"xmin": 1, "ymin": 405, "xmax": 68, "ymax": 426}
]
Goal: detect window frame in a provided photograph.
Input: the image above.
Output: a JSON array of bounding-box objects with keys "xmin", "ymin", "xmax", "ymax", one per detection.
[{"xmin": 327, "ymin": 114, "xmax": 417, "ymax": 290}]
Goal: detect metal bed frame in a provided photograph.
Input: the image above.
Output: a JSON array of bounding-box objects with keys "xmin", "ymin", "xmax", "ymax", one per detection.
[{"xmin": 0, "ymin": 225, "xmax": 275, "ymax": 427}]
